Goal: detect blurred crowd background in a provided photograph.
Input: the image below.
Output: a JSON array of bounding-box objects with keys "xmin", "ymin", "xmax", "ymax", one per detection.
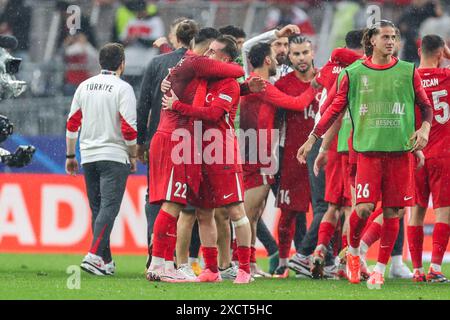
[{"xmin": 0, "ymin": 0, "xmax": 449, "ymax": 156}]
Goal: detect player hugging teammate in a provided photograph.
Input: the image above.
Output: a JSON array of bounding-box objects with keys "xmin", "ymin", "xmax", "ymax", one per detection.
[{"xmin": 70, "ymin": 15, "xmax": 450, "ymax": 289}]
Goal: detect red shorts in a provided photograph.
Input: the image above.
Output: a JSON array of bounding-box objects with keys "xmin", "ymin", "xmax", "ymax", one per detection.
[
  {"xmin": 355, "ymin": 152, "xmax": 414, "ymax": 208},
  {"xmin": 243, "ymin": 164, "xmax": 275, "ymax": 191},
  {"xmin": 276, "ymin": 160, "xmax": 310, "ymax": 212},
  {"xmin": 325, "ymin": 151, "xmax": 351, "ymax": 207},
  {"xmin": 415, "ymin": 157, "xmax": 450, "ymax": 209},
  {"xmin": 190, "ymin": 171, "xmax": 245, "ymax": 209},
  {"xmin": 148, "ymin": 132, "xmax": 200, "ymax": 205},
  {"xmin": 341, "ymin": 153, "xmax": 355, "ymax": 199}
]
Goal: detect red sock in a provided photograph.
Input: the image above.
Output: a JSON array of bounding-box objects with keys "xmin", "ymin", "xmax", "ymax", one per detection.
[
  {"xmin": 231, "ymin": 239, "xmax": 238, "ymax": 262},
  {"xmin": 152, "ymin": 210, "xmax": 177, "ymax": 259},
  {"xmin": 317, "ymin": 222, "xmax": 336, "ymax": 248},
  {"xmin": 237, "ymin": 246, "xmax": 251, "ymax": 273},
  {"xmin": 349, "ymin": 210, "xmax": 368, "ymax": 249},
  {"xmin": 362, "ymin": 207, "xmax": 383, "ymax": 235},
  {"xmin": 277, "ymin": 210, "xmax": 297, "ymax": 258},
  {"xmin": 377, "ymin": 217, "xmax": 399, "ymax": 265},
  {"xmin": 407, "ymin": 225, "xmax": 424, "ymax": 269},
  {"xmin": 202, "ymin": 247, "xmax": 218, "ymax": 273},
  {"xmin": 164, "ymin": 220, "xmax": 177, "ymax": 261},
  {"xmin": 431, "ymin": 223, "xmax": 450, "ymax": 266},
  {"xmin": 361, "ymin": 221, "xmax": 382, "ymax": 247},
  {"xmin": 342, "ymin": 233, "xmax": 348, "ymax": 249},
  {"xmin": 250, "ymin": 246, "xmax": 256, "ymax": 264}
]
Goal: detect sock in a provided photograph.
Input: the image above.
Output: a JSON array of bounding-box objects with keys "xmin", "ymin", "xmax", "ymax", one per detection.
[
  {"xmin": 430, "ymin": 263, "xmax": 442, "ymax": 273},
  {"xmin": 164, "ymin": 220, "xmax": 177, "ymax": 262},
  {"xmin": 317, "ymin": 221, "xmax": 336, "ymax": 248},
  {"xmin": 374, "ymin": 262, "xmax": 386, "ymax": 275},
  {"xmin": 361, "ymin": 221, "xmax": 382, "ymax": 248},
  {"xmin": 342, "ymin": 233, "xmax": 348, "ymax": 249},
  {"xmin": 361, "ymin": 207, "xmax": 383, "ymax": 235},
  {"xmin": 237, "ymin": 246, "xmax": 251, "ymax": 273},
  {"xmin": 277, "ymin": 210, "xmax": 297, "ymax": 259},
  {"xmin": 279, "ymin": 258, "xmax": 288, "ymax": 267},
  {"xmin": 407, "ymin": 225, "xmax": 424, "ymax": 269},
  {"xmin": 152, "ymin": 210, "xmax": 177, "ymax": 260},
  {"xmin": 349, "ymin": 210, "xmax": 368, "ymax": 251},
  {"xmin": 202, "ymin": 247, "xmax": 218, "ymax": 273},
  {"xmin": 231, "ymin": 239, "xmax": 238, "ymax": 262},
  {"xmin": 431, "ymin": 223, "xmax": 450, "ymax": 268},
  {"xmin": 377, "ymin": 217, "xmax": 399, "ymax": 265},
  {"xmin": 165, "ymin": 260, "xmax": 175, "ymax": 271},
  {"xmin": 360, "ymin": 241, "xmax": 369, "ymax": 258},
  {"xmin": 151, "ymin": 256, "xmax": 165, "ymax": 266},
  {"xmin": 250, "ymin": 246, "xmax": 257, "ymax": 264},
  {"xmin": 391, "ymin": 255, "xmax": 403, "ymax": 267},
  {"xmin": 414, "ymin": 267, "xmax": 424, "ymax": 274}
]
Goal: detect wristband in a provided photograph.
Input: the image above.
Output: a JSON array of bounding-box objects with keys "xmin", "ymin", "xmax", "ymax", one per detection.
[{"xmin": 66, "ymin": 154, "xmax": 76, "ymax": 159}]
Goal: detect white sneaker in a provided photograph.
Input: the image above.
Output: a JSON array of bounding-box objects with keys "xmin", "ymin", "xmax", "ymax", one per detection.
[
  {"xmin": 105, "ymin": 261, "xmax": 116, "ymax": 275},
  {"xmin": 146, "ymin": 264, "xmax": 165, "ymax": 282},
  {"xmin": 220, "ymin": 264, "xmax": 239, "ymax": 280},
  {"xmin": 80, "ymin": 253, "xmax": 107, "ymax": 276},
  {"xmin": 389, "ymin": 262, "xmax": 413, "ymax": 279},
  {"xmin": 323, "ymin": 264, "xmax": 338, "ymax": 280},
  {"xmin": 288, "ymin": 253, "xmax": 312, "ymax": 278},
  {"xmin": 161, "ymin": 267, "xmax": 198, "ymax": 283},
  {"xmin": 250, "ymin": 263, "xmax": 271, "ymax": 278},
  {"xmin": 177, "ymin": 264, "xmax": 198, "ymax": 281}
]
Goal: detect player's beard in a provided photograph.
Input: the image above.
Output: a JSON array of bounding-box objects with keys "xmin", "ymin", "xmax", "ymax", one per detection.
[
  {"xmin": 293, "ymin": 62, "xmax": 311, "ymax": 74},
  {"xmin": 269, "ymin": 64, "xmax": 277, "ymax": 77},
  {"xmin": 276, "ymin": 53, "xmax": 287, "ymax": 66}
]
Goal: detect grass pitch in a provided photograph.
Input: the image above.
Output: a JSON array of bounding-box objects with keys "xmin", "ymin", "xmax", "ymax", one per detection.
[{"xmin": 0, "ymin": 253, "xmax": 449, "ymax": 300}]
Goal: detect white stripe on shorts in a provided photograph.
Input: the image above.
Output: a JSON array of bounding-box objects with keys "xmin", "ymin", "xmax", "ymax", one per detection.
[
  {"xmin": 166, "ymin": 167, "xmax": 175, "ymax": 201},
  {"xmin": 235, "ymin": 173, "xmax": 243, "ymax": 201}
]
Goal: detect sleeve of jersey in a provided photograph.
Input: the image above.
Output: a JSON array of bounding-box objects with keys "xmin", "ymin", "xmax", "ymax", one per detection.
[
  {"xmin": 119, "ymin": 85, "xmax": 138, "ymax": 145},
  {"xmin": 172, "ymin": 82, "xmax": 239, "ymax": 122},
  {"xmin": 413, "ymin": 69, "xmax": 433, "ymax": 125},
  {"xmin": 331, "ymin": 48, "xmax": 362, "ymax": 66},
  {"xmin": 263, "ymin": 83, "xmax": 316, "ymax": 111},
  {"xmin": 192, "ymin": 57, "xmax": 245, "ymax": 80},
  {"xmin": 66, "ymin": 89, "xmax": 82, "ymax": 139},
  {"xmin": 313, "ymin": 74, "xmax": 349, "ymax": 137},
  {"xmin": 319, "ymin": 81, "xmax": 337, "ymax": 115}
]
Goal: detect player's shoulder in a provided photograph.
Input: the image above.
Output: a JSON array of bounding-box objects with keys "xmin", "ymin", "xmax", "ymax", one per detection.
[
  {"xmin": 216, "ymin": 77, "xmax": 240, "ymax": 92},
  {"xmin": 275, "ymin": 71, "xmax": 296, "ymax": 87}
]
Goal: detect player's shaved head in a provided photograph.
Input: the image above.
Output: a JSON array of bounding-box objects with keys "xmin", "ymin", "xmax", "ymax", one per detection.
[{"xmin": 421, "ymin": 34, "xmax": 445, "ymax": 56}]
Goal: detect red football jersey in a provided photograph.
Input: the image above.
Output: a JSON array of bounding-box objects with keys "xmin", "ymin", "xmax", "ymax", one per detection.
[
  {"xmin": 240, "ymin": 73, "xmax": 316, "ymax": 170},
  {"xmin": 275, "ymin": 72, "xmax": 319, "ymax": 154},
  {"xmin": 417, "ymin": 67, "xmax": 450, "ymax": 159},
  {"xmin": 201, "ymin": 78, "xmax": 242, "ymax": 173},
  {"xmin": 156, "ymin": 51, "xmax": 244, "ymax": 135}
]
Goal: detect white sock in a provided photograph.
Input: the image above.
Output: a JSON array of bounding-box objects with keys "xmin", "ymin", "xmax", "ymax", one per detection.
[
  {"xmin": 149, "ymin": 257, "xmax": 165, "ymax": 269},
  {"xmin": 391, "ymin": 255, "xmax": 403, "ymax": 267},
  {"xmin": 374, "ymin": 262, "xmax": 386, "ymax": 275},
  {"xmin": 165, "ymin": 260, "xmax": 175, "ymax": 271},
  {"xmin": 188, "ymin": 257, "xmax": 199, "ymax": 265},
  {"xmin": 430, "ymin": 263, "xmax": 441, "ymax": 272},
  {"xmin": 279, "ymin": 258, "xmax": 288, "ymax": 267},
  {"xmin": 414, "ymin": 267, "xmax": 424, "ymax": 274},
  {"xmin": 360, "ymin": 241, "xmax": 368, "ymax": 257},
  {"xmin": 348, "ymin": 246, "xmax": 360, "ymax": 256}
]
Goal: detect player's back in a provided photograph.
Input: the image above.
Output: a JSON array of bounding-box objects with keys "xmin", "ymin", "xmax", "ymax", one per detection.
[
  {"xmin": 156, "ymin": 52, "xmax": 202, "ymax": 135},
  {"xmin": 418, "ymin": 67, "xmax": 450, "ymax": 158}
]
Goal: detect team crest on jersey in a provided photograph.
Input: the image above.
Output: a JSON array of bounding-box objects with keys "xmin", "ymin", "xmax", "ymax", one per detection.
[{"xmin": 360, "ymin": 75, "xmax": 372, "ymax": 93}]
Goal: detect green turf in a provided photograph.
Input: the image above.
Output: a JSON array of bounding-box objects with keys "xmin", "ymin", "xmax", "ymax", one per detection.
[{"xmin": 0, "ymin": 253, "xmax": 449, "ymax": 300}]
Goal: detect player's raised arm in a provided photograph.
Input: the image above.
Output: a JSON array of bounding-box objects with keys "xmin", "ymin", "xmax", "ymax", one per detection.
[
  {"xmin": 191, "ymin": 56, "xmax": 244, "ymax": 80},
  {"xmin": 263, "ymin": 82, "xmax": 317, "ymax": 111}
]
